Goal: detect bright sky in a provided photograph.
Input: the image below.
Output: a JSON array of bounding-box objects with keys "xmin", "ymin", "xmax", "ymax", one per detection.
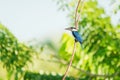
[
  {"xmin": 0, "ymin": 0, "xmax": 68, "ymax": 41},
  {"xmin": 0, "ymin": 0, "xmax": 119, "ymax": 42}
]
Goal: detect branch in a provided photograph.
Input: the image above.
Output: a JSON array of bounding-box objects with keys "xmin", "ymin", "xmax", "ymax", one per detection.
[
  {"xmin": 40, "ymin": 57, "xmax": 120, "ymax": 79},
  {"xmin": 76, "ymin": 0, "xmax": 85, "ymax": 25},
  {"xmin": 62, "ymin": 0, "xmax": 84, "ymax": 80},
  {"xmin": 62, "ymin": 42, "xmax": 76, "ymax": 80},
  {"xmin": 75, "ymin": 0, "xmax": 82, "ymax": 29},
  {"xmin": 71, "ymin": 64, "xmax": 119, "ymax": 78}
]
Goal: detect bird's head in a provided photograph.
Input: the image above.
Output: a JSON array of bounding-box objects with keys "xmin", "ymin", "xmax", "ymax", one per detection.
[{"xmin": 65, "ymin": 27, "xmax": 77, "ymax": 31}]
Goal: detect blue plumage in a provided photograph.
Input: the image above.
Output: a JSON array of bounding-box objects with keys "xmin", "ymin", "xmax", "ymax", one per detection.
[
  {"xmin": 72, "ymin": 31, "xmax": 83, "ymax": 44},
  {"xmin": 65, "ymin": 27, "xmax": 83, "ymax": 45}
]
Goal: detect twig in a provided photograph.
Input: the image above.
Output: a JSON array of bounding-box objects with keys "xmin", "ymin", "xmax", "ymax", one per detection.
[
  {"xmin": 40, "ymin": 58, "xmax": 120, "ymax": 78},
  {"xmin": 62, "ymin": 42, "xmax": 76, "ymax": 80},
  {"xmin": 76, "ymin": 0, "xmax": 85, "ymax": 25},
  {"xmin": 62, "ymin": 0, "xmax": 83, "ymax": 80},
  {"xmin": 75, "ymin": 0, "xmax": 82, "ymax": 29},
  {"xmin": 71, "ymin": 65, "xmax": 119, "ymax": 78}
]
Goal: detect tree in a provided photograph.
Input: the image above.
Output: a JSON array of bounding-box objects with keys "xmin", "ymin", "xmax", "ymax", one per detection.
[
  {"xmin": 57, "ymin": 0, "xmax": 120, "ymax": 79},
  {"xmin": 0, "ymin": 24, "xmax": 33, "ymax": 80}
]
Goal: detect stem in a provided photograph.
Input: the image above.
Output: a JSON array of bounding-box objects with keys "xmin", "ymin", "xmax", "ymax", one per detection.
[
  {"xmin": 75, "ymin": 0, "xmax": 82, "ymax": 29},
  {"xmin": 40, "ymin": 57, "xmax": 120, "ymax": 79},
  {"xmin": 62, "ymin": 0, "xmax": 84, "ymax": 80},
  {"xmin": 76, "ymin": 0, "xmax": 85, "ymax": 24},
  {"xmin": 62, "ymin": 42, "xmax": 76, "ymax": 80}
]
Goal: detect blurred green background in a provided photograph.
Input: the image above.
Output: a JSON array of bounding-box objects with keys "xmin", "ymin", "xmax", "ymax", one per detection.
[{"xmin": 0, "ymin": 0, "xmax": 120, "ymax": 80}]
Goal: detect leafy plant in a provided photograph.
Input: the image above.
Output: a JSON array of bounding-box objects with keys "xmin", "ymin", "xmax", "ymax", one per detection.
[
  {"xmin": 58, "ymin": 0, "xmax": 120, "ymax": 79},
  {"xmin": 24, "ymin": 71, "xmax": 86, "ymax": 80},
  {"xmin": 0, "ymin": 24, "xmax": 33, "ymax": 80}
]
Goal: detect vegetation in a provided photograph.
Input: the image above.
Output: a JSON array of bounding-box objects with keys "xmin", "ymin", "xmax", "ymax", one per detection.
[
  {"xmin": 59, "ymin": 0, "xmax": 120, "ymax": 79},
  {"xmin": 0, "ymin": 0, "xmax": 120, "ymax": 80},
  {"xmin": 0, "ymin": 24, "xmax": 33, "ymax": 80}
]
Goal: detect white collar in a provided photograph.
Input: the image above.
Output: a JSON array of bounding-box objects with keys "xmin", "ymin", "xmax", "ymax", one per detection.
[{"xmin": 72, "ymin": 28, "xmax": 77, "ymax": 31}]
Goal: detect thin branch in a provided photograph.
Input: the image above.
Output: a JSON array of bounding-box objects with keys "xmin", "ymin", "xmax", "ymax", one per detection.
[
  {"xmin": 76, "ymin": 0, "xmax": 85, "ymax": 24},
  {"xmin": 62, "ymin": 0, "xmax": 84, "ymax": 80},
  {"xmin": 62, "ymin": 42, "xmax": 76, "ymax": 80},
  {"xmin": 40, "ymin": 58, "xmax": 120, "ymax": 78},
  {"xmin": 75, "ymin": 0, "xmax": 82, "ymax": 29},
  {"xmin": 71, "ymin": 65, "xmax": 119, "ymax": 78}
]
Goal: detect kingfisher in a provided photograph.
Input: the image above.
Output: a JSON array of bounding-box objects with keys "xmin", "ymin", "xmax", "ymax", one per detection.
[{"xmin": 65, "ymin": 27, "xmax": 83, "ymax": 45}]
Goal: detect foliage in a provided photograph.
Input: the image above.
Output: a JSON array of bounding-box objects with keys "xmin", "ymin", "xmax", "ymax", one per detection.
[
  {"xmin": 24, "ymin": 71, "xmax": 76, "ymax": 80},
  {"xmin": 24, "ymin": 71, "xmax": 93, "ymax": 80},
  {"xmin": 58, "ymin": 0, "xmax": 120, "ymax": 79},
  {"xmin": 0, "ymin": 0, "xmax": 120, "ymax": 80},
  {"xmin": 0, "ymin": 24, "xmax": 33, "ymax": 80}
]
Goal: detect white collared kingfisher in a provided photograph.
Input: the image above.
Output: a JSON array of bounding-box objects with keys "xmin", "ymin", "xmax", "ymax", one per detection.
[{"xmin": 65, "ymin": 27, "xmax": 83, "ymax": 45}]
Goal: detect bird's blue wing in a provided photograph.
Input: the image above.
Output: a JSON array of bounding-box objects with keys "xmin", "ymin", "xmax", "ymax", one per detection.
[{"xmin": 72, "ymin": 31, "xmax": 83, "ymax": 44}]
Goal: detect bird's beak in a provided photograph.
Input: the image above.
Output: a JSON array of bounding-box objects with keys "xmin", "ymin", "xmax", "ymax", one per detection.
[{"xmin": 65, "ymin": 27, "xmax": 71, "ymax": 31}]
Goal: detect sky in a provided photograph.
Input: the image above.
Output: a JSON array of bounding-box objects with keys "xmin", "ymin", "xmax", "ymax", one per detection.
[
  {"xmin": 98, "ymin": 0, "xmax": 120, "ymax": 25},
  {"xmin": 0, "ymin": 0, "xmax": 68, "ymax": 42},
  {"xmin": 0, "ymin": 0, "xmax": 120, "ymax": 42}
]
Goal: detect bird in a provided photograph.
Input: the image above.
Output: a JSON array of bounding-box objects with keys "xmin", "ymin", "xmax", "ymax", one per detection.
[{"xmin": 65, "ymin": 27, "xmax": 83, "ymax": 45}]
